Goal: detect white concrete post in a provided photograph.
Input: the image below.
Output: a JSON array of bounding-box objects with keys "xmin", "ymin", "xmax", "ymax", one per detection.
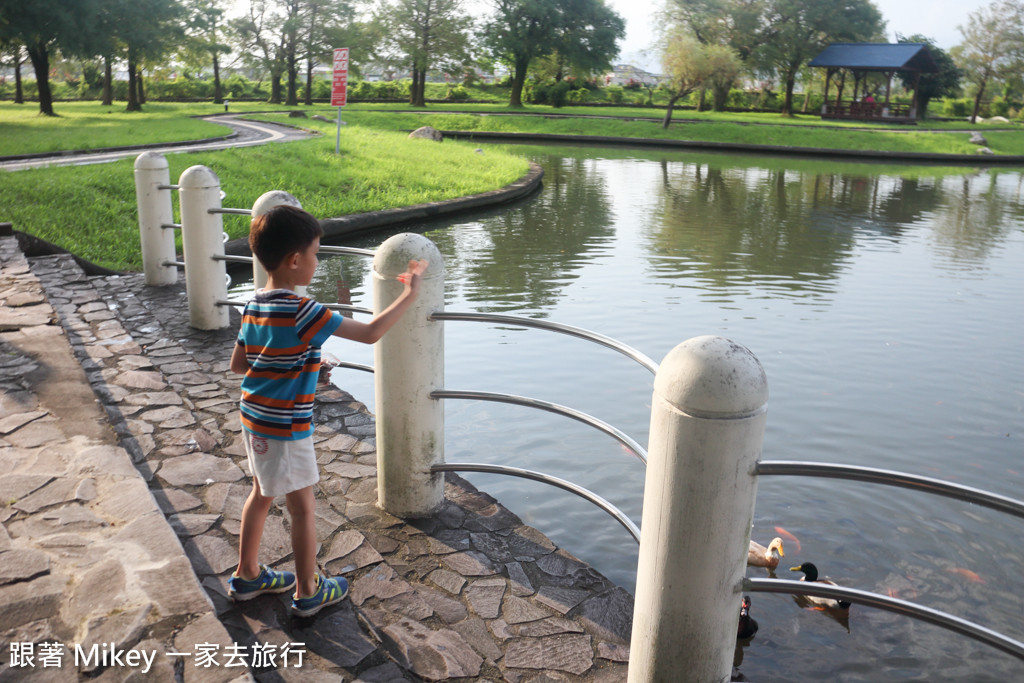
[
  {"xmin": 134, "ymin": 152, "xmax": 177, "ymax": 286},
  {"xmin": 373, "ymin": 233, "xmax": 445, "ymax": 517},
  {"xmin": 249, "ymin": 190, "xmax": 303, "ymax": 293},
  {"xmin": 178, "ymin": 165, "xmax": 229, "ymax": 330},
  {"xmin": 628, "ymin": 336, "xmax": 768, "ymax": 683}
]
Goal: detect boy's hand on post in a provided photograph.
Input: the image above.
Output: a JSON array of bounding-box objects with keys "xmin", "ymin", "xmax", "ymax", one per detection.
[{"xmin": 396, "ymin": 259, "xmax": 429, "ymax": 291}]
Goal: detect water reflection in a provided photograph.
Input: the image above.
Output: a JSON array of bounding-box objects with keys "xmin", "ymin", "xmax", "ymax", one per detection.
[
  {"xmin": 647, "ymin": 162, "xmax": 856, "ymax": 298},
  {"xmin": 635, "ymin": 156, "xmax": 1024, "ymax": 305},
  {"xmin": 427, "ymin": 156, "xmax": 616, "ymax": 315}
]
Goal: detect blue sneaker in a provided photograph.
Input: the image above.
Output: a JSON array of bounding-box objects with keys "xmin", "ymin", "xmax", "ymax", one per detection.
[
  {"xmin": 291, "ymin": 575, "xmax": 349, "ymax": 617},
  {"xmin": 228, "ymin": 565, "xmax": 296, "ymax": 601}
]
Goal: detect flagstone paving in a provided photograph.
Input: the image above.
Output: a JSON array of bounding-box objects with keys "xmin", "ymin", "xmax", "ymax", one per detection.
[{"xmin": 0, "ymin": 233, "xmax": 633, "ymax": 681}]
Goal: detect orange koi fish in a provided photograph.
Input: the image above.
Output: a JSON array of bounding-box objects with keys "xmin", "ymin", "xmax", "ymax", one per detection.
[
  {"xmin": 774, "ymin": 526, "xmax": 801, "ymax": 554},
  {"xmin": 947, "ymin": 568, "xmax": 986, "ymax": 584}
]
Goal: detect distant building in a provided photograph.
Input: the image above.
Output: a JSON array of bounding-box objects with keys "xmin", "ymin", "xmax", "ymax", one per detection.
[{"xmin": 605, "ymin": 64, "xmax": 666, "ymax": 87}]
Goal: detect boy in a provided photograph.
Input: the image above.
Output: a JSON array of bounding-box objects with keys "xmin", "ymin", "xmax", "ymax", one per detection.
[{"xmin": 227, "ymin": 204, "xmax": 428, "ymax": 617}]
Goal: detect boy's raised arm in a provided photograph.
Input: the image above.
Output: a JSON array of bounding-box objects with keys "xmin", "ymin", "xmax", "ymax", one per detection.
[{"xmin": 333, "ymin": 259, "xmax": 428, "ymax": 345}]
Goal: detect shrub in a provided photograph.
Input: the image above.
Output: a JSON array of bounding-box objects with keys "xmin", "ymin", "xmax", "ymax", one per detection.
[
  {"xmin": 529, "ymin": 80, "xmax": 572, "ymax": 107},
  {"xmin": 446, "ymin": 85, "xmax": 470, "ymax": 101},
  {"xmin": 990, "ymin": 97, "xmax": 1011, "ymax": 117},
  {"xmin": 375, "ymin": 79, "xmax": 409, "ymax": 99},
  {"xmin": 349, "ymin": 81, "xmax": 375, "ymax": 101},
  {"xmin": 941, "ymin": 98, "xmax": 972, "ymax": 118},
  {"xmin": 605, "ymin": 85, "xmax": 624, "ymax": 103},
  {"xmin": 567, "ymin": 87, "xmax": 588, "ymax": 103}
]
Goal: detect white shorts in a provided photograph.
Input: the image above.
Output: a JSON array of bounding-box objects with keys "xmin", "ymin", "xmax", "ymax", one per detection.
[{"xmin": 241, "ymin": 431, "xmax": 319, "ymax": 497}]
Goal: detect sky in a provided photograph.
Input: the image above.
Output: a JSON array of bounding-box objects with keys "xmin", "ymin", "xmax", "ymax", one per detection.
[{"xmin": 611, "ymin": 0, "xmax": 995, "ymax": 72}]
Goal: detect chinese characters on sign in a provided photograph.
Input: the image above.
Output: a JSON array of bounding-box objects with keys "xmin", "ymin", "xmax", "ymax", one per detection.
[
  {"xmin": 332, "ymin": 48, "xmax": 349, "ymax": 107},
  {"xmin": 8, "ymin": 641, "xmax": 307, "ymax": 674}
]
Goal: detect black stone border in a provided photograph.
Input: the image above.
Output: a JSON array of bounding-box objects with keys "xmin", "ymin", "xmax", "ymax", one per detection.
[{"xmin": 437, "ymin": 130, "xmax": 1024, "ymax": 166}]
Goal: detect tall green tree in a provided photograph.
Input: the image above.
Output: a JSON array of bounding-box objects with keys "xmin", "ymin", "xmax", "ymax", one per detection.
[
  {"xmin": 661, "ymin": 30, "xmax": 739, "ymax": 126},
  {"xmin": 232, "ymin": 0, "xmax": 291, "ymax": 104},
  {"xmin": 952, "ymin": 0, "xmax": 1024, "ymax": 123},
  {"xmin": 181, "ymin": 0, "xmax": 231, "ymax": 103},
  {"xmin": 550, "ymin": 0, "xmax": 624, "ymax": 79},
  {"xmin": 754, "ymin": 0, "xmax": 884, "ymax": 116},
  {"xmin": 114, "ymin": 0, "xmax": 186, "ymax": 111},
  {"xmin": 663, "ymin": 0, "xmax": 767, "ymax": 110},
  {"xmin": 485, "ymin": 0, "xmax": 560, "ymax": 107},
  {"xmin": 0, "ymin": 41, "xmax": 26, "ymax": 103},
  {"xmin": 485, "ymin": 0, "xmax": 623, "ymax": 107},
  {"xmin": 896, "ymin": 34, "xmax": 961, "ymax": 120},
  {"xmin": 377, "ymin": 0, "xmax": 474, "ymax": 106},
  {"xmin": 0, "ymin": 0, "xmax": 97, "ymax": 115}
]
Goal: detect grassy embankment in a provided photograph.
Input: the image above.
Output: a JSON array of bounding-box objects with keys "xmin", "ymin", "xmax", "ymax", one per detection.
[
  {"xmin": 303, "ymin": 103, "xmax": 1024, "ymax": 156},
  {"xmin": 0, "ymin": 102, "xmax": 530, "ymax": 271}
]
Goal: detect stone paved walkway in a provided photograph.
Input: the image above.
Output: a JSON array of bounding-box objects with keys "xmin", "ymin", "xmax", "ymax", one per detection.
[{"xmin": 0, "ymin": 233, "xmax": 633, "ymax": 682}]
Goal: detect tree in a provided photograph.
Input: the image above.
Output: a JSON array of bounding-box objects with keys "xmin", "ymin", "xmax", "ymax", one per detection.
[
  {"xmin": 754, "ymin": 0, "xmax": 884, "ymax": 116},
  {"xmin": 113, "ymin": 0, "xmax": 186, "ymax": 111},
  {"xmin": 663, "ymin": 0, "xmax": 767, "ymax": 110},
  {"xmin": 181, "ymin": 0, "xmax": 231, "ymax": 103},
  {"xmin": 486, "ymin": 0, "xmax": 561, "ymax": 107},
  {"xmin": 377, "ymin": 0, "xmax": 474, "ymax": 107},
  {"xmin": 232, "ymin": 0, "xmax": 291, "ymax": 104},
  {"xmin": 549, "ymin": 0, "xmax": 625, "ymax": 79},
  {"xmin": 486, "ymin": 0, "xmax": 623, "ymax": 107},
  {"xmin": 0, "ymin": 41, "xmax": 26, "ymax": 103},
  {"xmin": 301, "ymin": 0, "xmax": 358, "ymax": 105},
  {"xmin": 661, "ymin": 31, "xmax": 740, "ymax": 127},
  {"xmin": 896, "ymin": 34, "xmax": 961, "ymax": 120},
  {"xmin": 952, "ymin": 0, "xmax": 1024, "ymax": 123},
  {"xmin": 0, "ymin": 0, "xmax": 97, "ymax": 115}
]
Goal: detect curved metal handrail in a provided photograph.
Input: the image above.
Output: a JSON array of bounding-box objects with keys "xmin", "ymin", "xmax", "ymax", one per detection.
[
  {"xmin": 319, "ymin": 245, "xmax": 376, "ymax": 257},
  {"xmin": 324, "ymin": 303, "xmax": 374, "ymax": 316},
  {"xmin": 208, "ymin": 207, "xmax": 253, "ymax": 216},
  {"xmin": 757, "ymin": 461, "xmax": 1024, "ymax": 521},
  {"xmin": 433, "ymin": 462, "xmax": 640, "ymax": 543},
  {"xmin": 744, "ymin": 577, "xmax": 1024, "ymax": 661},
  {"xmin": 432, "ymin": 389, "xmax": 647, "ymax": 464},
  {"xmin": 212, "ymin": 254, "xmax": 254, "ymax": 264},
  {"xmin": 329, "ymin": 360, "xmax": 374, "ymax": 374},
  {"xmin": 431, "ymin": 311, "xmax": 659, "ymax": 375}
]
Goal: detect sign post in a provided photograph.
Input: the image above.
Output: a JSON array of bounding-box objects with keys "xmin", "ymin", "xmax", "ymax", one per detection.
[{"xmin": 331, "ymin": 48, "xmax": 349, "ymax": 155}]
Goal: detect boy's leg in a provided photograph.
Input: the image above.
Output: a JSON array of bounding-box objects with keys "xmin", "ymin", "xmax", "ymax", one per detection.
[
  {"xmin": 236, "ymin": 478, "xmax": 274, "ymax": 580},
  {"xmin": 285, "ymin": 485, "xmax": 318, "ymax": 598}
]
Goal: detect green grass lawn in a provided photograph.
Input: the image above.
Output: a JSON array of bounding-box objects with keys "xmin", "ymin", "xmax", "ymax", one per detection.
[
  {"xmin": 0, "ymin": 102, "xmax": 236, "ymax": 156},
  {"xmin": 0, "ymin": 120, "xmax": 529, "ymax": 271}
]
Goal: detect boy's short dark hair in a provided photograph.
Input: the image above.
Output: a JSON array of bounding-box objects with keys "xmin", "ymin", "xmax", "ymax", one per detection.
[{"xmin": 249, "ymin": 205, "xmax": 324, "ymax": 271}]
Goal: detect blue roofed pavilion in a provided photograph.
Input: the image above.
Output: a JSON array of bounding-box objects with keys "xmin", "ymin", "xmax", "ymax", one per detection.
[{"xmin": 808, "ymin": 43, "xmax": 939, "ymax": 122}]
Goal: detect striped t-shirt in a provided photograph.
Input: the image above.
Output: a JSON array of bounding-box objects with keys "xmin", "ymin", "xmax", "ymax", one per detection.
[{"xmin": 236, "ymin": 289, "xmax": 343, "ymax": 440}]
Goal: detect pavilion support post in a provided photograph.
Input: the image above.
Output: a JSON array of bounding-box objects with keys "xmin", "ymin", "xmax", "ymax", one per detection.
[
  {"xmin": 883, "ymin": 70, "xmax": 893, "ymax": 117},
  {"xmin": 836, "ymin": 70, "xmax": 846, "ymax": 111},
  {"xmin": 911, "ymin": 71, "xmax": 921, "ymax": 119},
  {"xmin": 823, "ymin": 69, "xmax": 833, "ymax": 115}
]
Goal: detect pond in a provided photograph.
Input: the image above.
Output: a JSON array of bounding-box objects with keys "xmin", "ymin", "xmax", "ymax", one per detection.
[{"xmin": 233, "ymin": 144, "xmax": 1024, "ymax": 681}]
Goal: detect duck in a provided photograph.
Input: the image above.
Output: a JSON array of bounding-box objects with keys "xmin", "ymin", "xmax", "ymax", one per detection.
[
  {"xmin": 748, "ymin": 537, "xmax": 785, "ymax": 569},
  {"xmin": 789, "ymin": 562, "xmax": 851, "ymax": 609},
  {"xmin": 737, "ymin": 595, "xmax": 758, "ymax": 639}
]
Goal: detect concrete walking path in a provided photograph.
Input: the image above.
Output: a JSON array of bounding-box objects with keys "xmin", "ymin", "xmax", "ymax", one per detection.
[{"xmin": 0, "ymin": 115, "xmax": 317, "ymax": 172}]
